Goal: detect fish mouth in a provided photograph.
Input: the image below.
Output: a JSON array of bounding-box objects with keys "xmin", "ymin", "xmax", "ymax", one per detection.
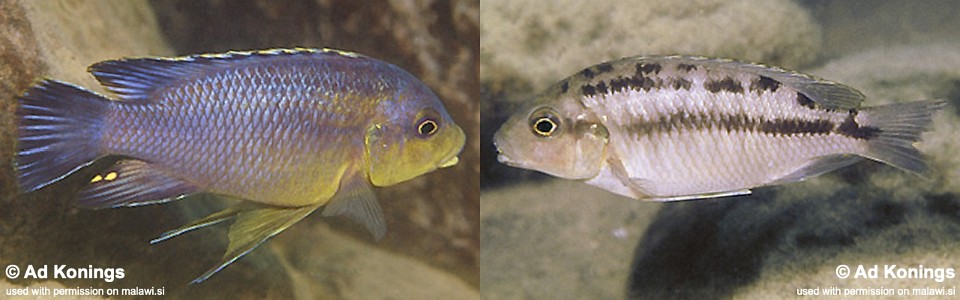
[
  {"xmin": 437, "ymin": 144, "xmax": 462, "ymax": 169},
  {"xmin": 492, "ymin": 134, "xmax": 517, "ymax": 166},
  {"xmin": 496, "ymin": 152, "xmax": 522, "ymax": 168},
  {"xmin": 496, "ymin": 153, "xmax": 517, "ymax": 167},
  {"xmin": 439, "ymin": 156, "xmax": 459, "ymax": 168}
]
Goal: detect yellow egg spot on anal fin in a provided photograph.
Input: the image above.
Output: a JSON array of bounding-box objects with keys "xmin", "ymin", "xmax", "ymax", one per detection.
[
  {"xmin": 104, "ymin": 172, "xmax": 118, "ymax": 181},
  {"xmin": 90, "ymin": 175, "xmax": 103, "ymax": 183}
]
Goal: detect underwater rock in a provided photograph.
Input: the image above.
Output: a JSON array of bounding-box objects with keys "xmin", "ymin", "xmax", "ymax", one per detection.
[
  {"xmin": 626, "ymin": 44, "xmax": 960, "ymax": 299},
  {"xmin": 480, "ymin": 180, "xmax": 660, "ymax": 299},
  {"xmin": 804, "ymin": 0, "xmax": 960, "ymax": 59},
  {"xmin": 481, "ymin": 0, "xmax": 823, "ymax": 94},
  {"xmin": 1, "ymin": 0, "xmax": 479, "ymax": 297},
  {"xmin": 274, "ymin": 221, "xmax": 477, "ymax": 300}
]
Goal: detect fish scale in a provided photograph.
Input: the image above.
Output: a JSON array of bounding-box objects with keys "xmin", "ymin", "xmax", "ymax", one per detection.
[
  {"xmin": 105, "ymin": 62, "xmax": 360, "ymax": 206},
  {"xmin": 15, "ymin": 48, "xmax": 465, "ymax": 282},
  {"xmin": 495, "ymin": 55, "xmax": 944, "ymax": 201},
  {"xmin": 588, "ymin": 78, "xmax": 861, "ymax": 196}
]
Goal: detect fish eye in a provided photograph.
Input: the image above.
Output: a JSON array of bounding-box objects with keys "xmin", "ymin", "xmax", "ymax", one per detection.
[
  {"xmin": 414, "ymin": 108, "xmax": 441, "ymax": 138},
  {"xmin": 528, "ymin": 107, "xmax": 562, "ymax": 137},
  {"xmin": 418, "ymin": 119, "xmax": 438, "ymax": 137}
]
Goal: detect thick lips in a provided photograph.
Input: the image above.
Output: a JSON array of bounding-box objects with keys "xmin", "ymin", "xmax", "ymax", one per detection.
[
  {"xmin": 439, "ymin": 156, "xmax": 459, "ymax": 168},
  {"xmin": 437, "ymin": 142, "xmax": 463, "ymax": 169},
  {"xmin": 492, "ymin": 133, "xmax": 516, "ymax": 165}
]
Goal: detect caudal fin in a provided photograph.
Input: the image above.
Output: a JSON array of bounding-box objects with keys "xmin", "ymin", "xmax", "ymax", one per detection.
[
  {"xmin": 16, "ymin": 79, "xmax": 111, "ymax": 192},
  {"xmin": 860, "ymin": 100, "xmax": 947, "ymax": 175}
]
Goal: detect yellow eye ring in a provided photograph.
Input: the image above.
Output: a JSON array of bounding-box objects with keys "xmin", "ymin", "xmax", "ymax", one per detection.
[
  {"xmin": 533, "ymin": 118, "xmax": 557, "ymax": 136},
  {"xmin": 416, "ymin": 119, "xmax": 439, "ymax": 137},
  {"xmin": 528, "ymin": 107, "xmax": 562, "ymax": 137}
]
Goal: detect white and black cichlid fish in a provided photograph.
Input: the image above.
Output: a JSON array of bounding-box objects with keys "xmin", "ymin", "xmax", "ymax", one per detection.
[{"xmin": 494, "ymin": 56, "xmax": 945, "ymax": 201}]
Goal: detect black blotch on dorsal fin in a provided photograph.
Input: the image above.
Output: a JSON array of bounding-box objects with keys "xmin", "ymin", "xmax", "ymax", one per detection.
[
  {"xmin": 637, "ymin": 63, "xmax": 662, "ymax": 75},
  {"xmin": 751, "ymin": 75, "xmax": 781, "ymax": 93},
  {"xmin": 596, "ymin": 63, "xmax": 614, "ymax": 74},
  {"xmin": 797, "ymin": 92, "xmax": 817, "ymax": 110},
  {"xmin": 580, "ymin": 67, "xmax": 596, "ymax": 79}
]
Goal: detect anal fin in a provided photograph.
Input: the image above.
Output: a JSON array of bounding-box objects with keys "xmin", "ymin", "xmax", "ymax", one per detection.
[
  {"xmin": 192, "ymin": 203, "xmax": 322, "ymax": 284},
  {"xmin": 769, "ymin": 154, "xmax": 863, "ymax": 185},
  {"xmin": 649, "ymin": 189, "xmax": 752, "ymax": 202},
  {"xmin": 606, "ymin": 157, "xmax": 752, "ymax": 201},
  {"xmin": 321, "ymin": 173, "xmax": 385, "ymax": 240},
  {"xmin": 79, "ymin": 159, "xmax": 197, "ymax": 208}
]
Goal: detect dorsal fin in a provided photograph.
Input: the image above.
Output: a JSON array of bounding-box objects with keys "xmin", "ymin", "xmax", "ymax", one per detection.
[
  {"xmin": 733, "ymin": 61, "xmax": 866, "ymax": 110},
  {"xmin": 87, "ymin": 48, "xmax": 363, "ymax": 102}
]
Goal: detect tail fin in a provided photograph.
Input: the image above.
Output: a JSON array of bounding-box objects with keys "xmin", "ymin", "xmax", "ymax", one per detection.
[
  {"xmin": 16, "ymin": 79, "xmax": 111, "ymax": 192},
  {"xmin": 860, "ymin": 100, "xmax": 947, "ymax": 175}
]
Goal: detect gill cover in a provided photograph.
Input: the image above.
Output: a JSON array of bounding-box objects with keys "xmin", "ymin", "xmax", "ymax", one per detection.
[
  {"xmin": 365, "ymin": 107, "xmax": 465, "ymax": 186},
  {"xmin": 500, "ymin": 105, "xmax": 609, "ymax": 180}
]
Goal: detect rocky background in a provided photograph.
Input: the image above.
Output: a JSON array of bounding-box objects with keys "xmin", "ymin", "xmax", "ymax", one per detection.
[
  {"xmin": 0, "ymin": 0, "xmax": 479, "ymax": 299},
  {"xmin": 481, "ymin": 0, "xmax": 960, "ymax": 299}
]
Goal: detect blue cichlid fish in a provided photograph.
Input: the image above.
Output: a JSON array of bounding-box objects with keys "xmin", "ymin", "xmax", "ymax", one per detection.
[
  {"xmin": 16, "ymin": 48, "xmax": 465, "ymax": 283},
  {"xmin": 494, "ymin": 56, "xmax": 944, "ymax": 201}
]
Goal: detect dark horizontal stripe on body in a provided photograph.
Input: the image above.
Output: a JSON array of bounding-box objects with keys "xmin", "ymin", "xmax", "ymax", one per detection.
[
  {"xmin": 838, "ymin": 111, "xmax": 880, "ymax": 139},
  {"xmin": 622, "ymin": 110, "xmax": 880, "ymax": 139}
]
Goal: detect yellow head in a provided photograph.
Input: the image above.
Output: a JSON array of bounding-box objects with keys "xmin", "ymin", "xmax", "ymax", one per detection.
[{"xmin": 364, "ymin": 81, "xmax": 465, "ymax": 187}]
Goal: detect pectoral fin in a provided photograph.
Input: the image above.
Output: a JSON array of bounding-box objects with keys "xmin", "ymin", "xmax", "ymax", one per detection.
[{"xmin": 321, "ymin": 173, "xmax": 385, "ymax": 240}]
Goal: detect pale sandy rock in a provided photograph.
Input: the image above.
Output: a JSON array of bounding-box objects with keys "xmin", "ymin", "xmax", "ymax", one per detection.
[
  {"xmin": 481, "ymin": 180, "xmax": 660, "ymax": 300},
  {"xmin": 481, "ymin": 0, "xmax": 823, "ymax": 94}
]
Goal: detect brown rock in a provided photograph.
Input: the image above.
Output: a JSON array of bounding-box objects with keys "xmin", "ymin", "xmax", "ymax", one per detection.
[{"xmin": 1, "ymin": 0, "xmax": 478, "ymax": 297}]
